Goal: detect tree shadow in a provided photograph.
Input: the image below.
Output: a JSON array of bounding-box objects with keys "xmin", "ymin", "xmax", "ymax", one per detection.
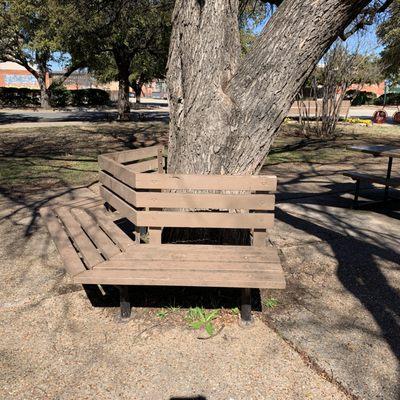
[{"xmin": 275, "ymin": 201, "xmax": 400, "ymax": 363}]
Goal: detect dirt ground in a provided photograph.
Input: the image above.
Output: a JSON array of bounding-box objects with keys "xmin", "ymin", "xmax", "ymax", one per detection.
[{"xmin": 0, "ymin": 121, "xmax": 399, "ymax": 399}]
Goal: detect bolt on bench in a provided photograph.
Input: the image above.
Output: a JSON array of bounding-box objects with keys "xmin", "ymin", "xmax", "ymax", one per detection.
[{"xmin": 41, "ymin": 145, "xmax": 285, "ymax": 325}]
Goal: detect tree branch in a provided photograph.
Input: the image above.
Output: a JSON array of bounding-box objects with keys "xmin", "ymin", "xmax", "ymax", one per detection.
[{"xmin": 340, "ymin": 0, "xmax": 393, "ymax": 40}]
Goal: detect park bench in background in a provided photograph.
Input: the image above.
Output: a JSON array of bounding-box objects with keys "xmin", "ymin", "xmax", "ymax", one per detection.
[
  {"xmin": 288, "ymin": 99, "xmax": 351, "ymax": 119},
  {"xmin": 344, "ymin": 145, "xmax": 400, "ymax": 207},
  {"xmin": 41, "ymin": 145, "xmax": 285, "ymax": 326}
]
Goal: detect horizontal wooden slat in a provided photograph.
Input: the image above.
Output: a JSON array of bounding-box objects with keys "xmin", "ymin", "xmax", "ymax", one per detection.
[
  {"xmin": 100, "ymin": 185, "xmax": 274, "ymax": 228},
  {"xmin": 125, "ymin": 158, "xmax": 159, "ymax": 172},
  {"xmin": 100, "ymin": 171, "xmax": 275, "ymax": 210},
  {"xmin": 136, "ymin": 211, "xmax": 274, "ymax": 229},
  {"xmin": 40, "ymin": 207, "xmax": 87, "ymax": 277},
  {"xmin": 96, "ymin": 260, "xmax": 282, "ymax": 272},
  {"xmin": 112, "ymin": 244, "xmax": 281, "ymax": 264},
  {"xmin": 74, "ymin": 268, "xmax": 286, "ymax": 289},
  {"xmin": 102, "ymin": 145, "xmax": 164, "ymax": 163},
  {"xmin": 98, "ymin": 156, "xmax": 136, "ymax": 188},
  {"xmin": 134, "ymin": 173, "xmax": 277, "ymax": 191},
  {"xmin": 70, "ymin": 208, "xmax": 121, "ymax": 260},
  {"xmin": 55, "ymin": 207, "xmax": 104, "ymax": 268}
]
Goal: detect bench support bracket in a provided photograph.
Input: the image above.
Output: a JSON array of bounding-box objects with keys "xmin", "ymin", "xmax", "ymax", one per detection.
[
  {"xmin": 118, "ymin": 286, "xmax": 131, "ymax": 320},
  {"xmin": 240, "ymin": 288, "xmax": 254, "ymax": 327}
]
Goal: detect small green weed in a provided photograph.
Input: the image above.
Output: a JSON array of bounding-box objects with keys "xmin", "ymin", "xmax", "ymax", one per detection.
[
  {"xmin": 167, "ymin": 305, "xmax": 181, "ymax": 313},
  {"xmin": 186, "ymin": 307, "xmax": 219, "ymax": 336},
  {"xmin": 263, "ymin": 297, "xmax": 279, "ymax": 309},
  {"xmin": 156, "ymin": 309, "xmax": 168, "ymax": 319},
  {"xmin": 231, "ymin": 307, "xmax": 240, "ymax": 315}
]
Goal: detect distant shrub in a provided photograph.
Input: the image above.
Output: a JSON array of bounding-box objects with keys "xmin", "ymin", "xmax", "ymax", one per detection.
[
  {"xmin": 0, "ymin": 87, "xmax": 41, "ymax": 107},
  {"xmin": 70, "ymin": 89, "xmax": 110, "ymax": 107},
  {"xmin": 345, "ymin": 90, "xmax": 377, "ymax": 106},
  {"xmin": 49, "ymin": 82, "xmax": 71, "ymax": 108},
  {"xmin": 0, "ymin": 87, "xmax": 110, "ymax": 108}
]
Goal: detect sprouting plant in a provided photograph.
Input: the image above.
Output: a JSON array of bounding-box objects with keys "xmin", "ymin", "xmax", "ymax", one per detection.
[
  {"xmin": 186, "ymin": 307, "xmax": 220, "ymax": 336},
  {"xmin": 167, "ymin": 305, "xmax": 181, "ymax": 313},
  {"xmin": 263, "ymin": 297, "xmax": 279, "ymax": 309},
  {"xmin": 231, "ymin": 307, "xmax": 240, "ymax": 315},
  {"xmin": 156, "ymin": 309, "xmax": 168, "ymax": 319}
]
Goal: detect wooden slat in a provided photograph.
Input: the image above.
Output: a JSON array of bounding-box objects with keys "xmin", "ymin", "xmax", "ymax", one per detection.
[
  {"xmin": 102, "ymin": 145, "xmax": 164, "ymax": 163},
  {"xmin": 100, "ymin": 171, "xmax": 275, "ymax": 210},
  {"xmin": 125, "ymin": 158, "xmax": 159, "ymax": 172},
  {"xmin": 55, "ymin": 207, "xmax": 104, "ymax": 268},
  {"xmin": 74, "ymin": 267, "xmax": 286, "ymax": 289},
  {"xmin": 100, "ymin": 186, "xmax": 138, "ymax": 225},
  {"xmin": 86, "ymin": 208, "xmax": 134, "ymax": 251},
  {"xmin": 40, "ymin": 207, "xmax": 86, "ymax": 277},
  {"xmin": 134, "ymin": 173, "xmax": 277, "ymax": 191},
  {"xmin": 98, "ymin": 156, "xmax": 136, "ymax": 188},
  {"xmin": 95, "ymin": 260, "xmax": 282, "ymax": 272},
  {"xmin": 136, "ymin": 210, "xmax": 274, "ymax": 229},
  {"xmin": 70, "ymin": 208, "xmax": 121, "ymax": 259},
  {"xmin": 100, "ymin": 185, "xmax": 274, "ymax": 229},
  {"xmin": 111, "ymin": 244, "xmax": 281, "ymax": 264}
]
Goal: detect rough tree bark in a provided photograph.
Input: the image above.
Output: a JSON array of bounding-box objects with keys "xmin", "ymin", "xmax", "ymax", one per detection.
[
  {"xmin": 167, "ymin": 0, "xmax": 371, "ymax": 175},
  {"xmin": 114, "ymin": 48, "xmax": 133, "ymax": 121}
]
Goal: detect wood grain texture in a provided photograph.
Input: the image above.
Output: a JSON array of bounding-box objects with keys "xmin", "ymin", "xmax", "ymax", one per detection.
[
  {"xmin": 167, "ymin": 0, "xmax": 370, "ymax": 175},
  {"xmin": 40, "ymin": 207, "xmax": 87, "ymax": 277},
  {"xmin": 100, "ymin": 171, "xmax": 275, "ymax": 210}
]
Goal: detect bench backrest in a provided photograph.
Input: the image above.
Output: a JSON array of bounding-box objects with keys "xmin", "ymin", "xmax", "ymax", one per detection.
[
  {"xmin": 98, "ymin": 147, "xmax": 276, "ymax": 246},
  {"xmin": 288, "ymin": 99, "xmax": 351, "ymax": 118},
  {"xmin": 101, "ymin": 145, "xmax": 165, "ymax": 173}
]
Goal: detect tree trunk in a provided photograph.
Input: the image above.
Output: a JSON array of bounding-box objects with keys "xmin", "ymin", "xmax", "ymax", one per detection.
[
  {"xmin": 132, "ymin": 81, "xmax": 143, "ymax": 103},
  {"xmin": 38, "ymin": 74, "xmax": 50, "ymax": 109},
  {"xmin": 114, "ymin": 49, "xmax": 132, "ymax": 121},
  {"xmin": 117, "ymin": 72, "xmax": 131, "ymax": 121},
  {"xmin": 167, "ymin": 0, "xmax": 370, "ymax": 175}
]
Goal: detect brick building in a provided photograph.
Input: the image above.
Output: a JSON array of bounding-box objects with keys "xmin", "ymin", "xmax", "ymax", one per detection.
[{"xmin": 0, "ymin": 62, "xmax": 49, "ymax": 88}]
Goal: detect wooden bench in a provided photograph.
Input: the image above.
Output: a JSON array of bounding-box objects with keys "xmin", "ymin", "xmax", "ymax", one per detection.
[
  {"xmin": 41, "ymin": 146, "xmax": 285, "ymax": 325},
  {"xmin": 288, "ymin": 99, "xmax": 351, "ymax": 119},
  {"xmin": 343, "ymin": 171, "xmax": 400, "ymax": 207}
]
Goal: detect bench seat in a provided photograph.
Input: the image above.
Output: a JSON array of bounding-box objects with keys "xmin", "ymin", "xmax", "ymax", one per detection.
[
  {"xmin": 343, "ymin": 171, "xmax": 400, "ymax": 187},
  {"xmin": 74, "ymin": 244, "xmax": 285, "ymax": 289}
]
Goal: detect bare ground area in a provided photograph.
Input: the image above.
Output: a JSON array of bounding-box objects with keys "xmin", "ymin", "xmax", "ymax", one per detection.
[{"xmin": 0, "ymin": 121, "xmax": 399, "ymax": 399}]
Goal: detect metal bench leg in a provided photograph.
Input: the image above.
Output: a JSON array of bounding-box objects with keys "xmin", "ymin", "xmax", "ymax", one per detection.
[
  {"xmin": 352, "ymin": 180, "xmax": 360, "ymax": 209},
  {"xmin": 384, "ymin": 157, "xmax": 393, "ymax": 202},
  {"xmin": 118, "ymin": 286, "xmax": 131, "ymax": 320},
  {"xmin": 239, "ymin": 288, "xmax": 254, "ymax": 327}
]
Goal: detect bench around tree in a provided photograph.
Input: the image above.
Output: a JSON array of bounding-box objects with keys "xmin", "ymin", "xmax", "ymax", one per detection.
[{"xmin": 41, "ymin": 146, "xmax": 285, "ymax": 325}]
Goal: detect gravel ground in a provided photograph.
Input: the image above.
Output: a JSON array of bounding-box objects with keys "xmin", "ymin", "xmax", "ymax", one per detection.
[{"xmin": 1, "ymin": 158, "xmax": 399, "ymax": 399}]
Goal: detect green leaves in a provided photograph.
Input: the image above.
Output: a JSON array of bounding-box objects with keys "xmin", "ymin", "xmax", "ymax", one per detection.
[{"xmin": 186, "ymin": 307, "xmax": 220, "ymax": 337}]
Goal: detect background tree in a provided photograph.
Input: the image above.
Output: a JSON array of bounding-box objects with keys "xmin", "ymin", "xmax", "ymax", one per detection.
[
  {"xmin": 92, "ymin": 29, "xmax": 170, "ymax": 105},
  {"xmin": 297, "ymin": 45, "xmax": 382, "ymax": 136},
  {"xmin": 166, "ymin": 0, "xmax": 389, "ymax": 175},
  {"xmin": 0, "ymin": 0, "xmax": 85, "ymax": 108},
  {"xmin": 65, "ymin": 0, "xmax": 172, "ymax": 120},
  {"xmin": 377, "ymin": 0, "xmax": 400, "ymax": 76}
]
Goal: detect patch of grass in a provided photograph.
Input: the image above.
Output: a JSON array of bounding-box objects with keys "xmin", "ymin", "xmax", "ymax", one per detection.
[
  {"xmin": 263, "ymin": 297, "xmax": 279, "ymax": 309},
  {"xmin": 166, "ymin": 305, "xmax": 181, "ymax": 313},
  {"xmin": 0, "ymin": 156, "xmax": 98, "ymax": 191},
  {"xmin": 186, "ymin": 307, "xmax": 220, "ymax": 336}
]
